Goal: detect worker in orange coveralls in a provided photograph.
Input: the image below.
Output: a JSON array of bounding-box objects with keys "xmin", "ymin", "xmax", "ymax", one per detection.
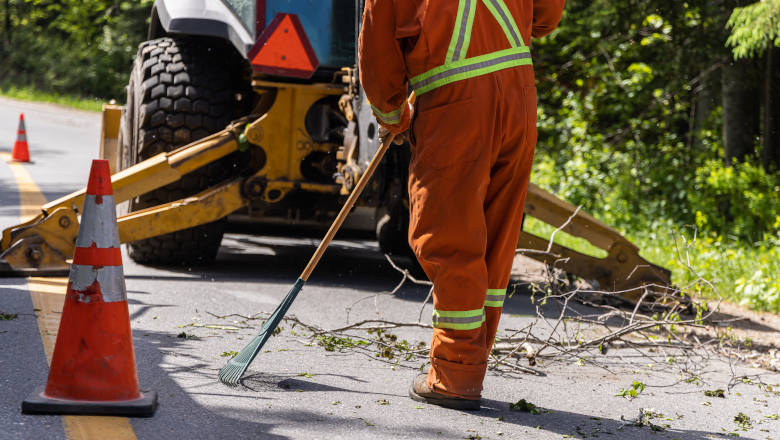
[{"xmin": 359, "ymin": 0, "xmax": 565, "ymax": 410}]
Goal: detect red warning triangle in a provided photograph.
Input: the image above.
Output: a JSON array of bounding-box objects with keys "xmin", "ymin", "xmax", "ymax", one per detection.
[{"xmin": 249, "ymin": 13, "xmax": 320, "ymax": 79}]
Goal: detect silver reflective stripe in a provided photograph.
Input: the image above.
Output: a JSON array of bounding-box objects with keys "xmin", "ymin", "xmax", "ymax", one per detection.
[
  {"xmin": 18, "ymin": 120, "xmax": 25, "ymax": 131},
  {"xmin": 412, "ymin": 51, "xmax": 531, "ymax": 91},
  {"xmin": 452, "ymin": 0, "xmax": 473, "ymax": 62},
  {"xmin": 379, "ymin": 113, "xmax": 401, "ymax": 124},
  {"xmin": 370, "ymin": 103, "xmax": 406, "ymax": 124},
  {"xmin": 486, "ymin": 0, "xmax": 521, "ymax": 47},
  {"xmin": 75, "ymin": 195, "xmax": 120, "ymax": 248},
  {"xmin": 432, "ymin": 309, "xmax": 485, "ymax": 324},
  {"xmin": 485, "ymin": 293, "xmax": 505, "ymax": 302},
  {"xmin": 69, "ymin": 264, "xmax": 127, "ymax": 303},
  {"xmin": 17, "ymin": 134, "xmax": 26, "ymax": 141}
]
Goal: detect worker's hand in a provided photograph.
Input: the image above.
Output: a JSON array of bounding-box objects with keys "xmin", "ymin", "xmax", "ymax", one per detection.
[{"xmin": 378, "ymin": 126, "xmax": 409, "ymax": 146}]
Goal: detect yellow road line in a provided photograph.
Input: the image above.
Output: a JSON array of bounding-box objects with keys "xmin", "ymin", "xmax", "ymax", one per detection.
[
  {"xmin": 2, "ymin": 155, "xmax": 138, "ymax": 440},
  {"xmin": 27, "ymin": 278, "xmax": 68, "ymax": 360},
  {"xmin": 0, "ymin": 152, "xmax": 47, "ymax": 222}
]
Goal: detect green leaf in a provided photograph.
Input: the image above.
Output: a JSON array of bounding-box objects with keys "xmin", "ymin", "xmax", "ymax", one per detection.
[
  {"xmin": 0, "ymin": 312, "xmax": 18, "ymax": 321},
  {"xmin": 509, "ymin": 399, "xmax": 550, "ymax": 414}
]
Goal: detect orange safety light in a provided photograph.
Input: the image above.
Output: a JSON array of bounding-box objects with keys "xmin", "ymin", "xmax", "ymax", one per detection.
[{"xmin": 249, "ymin": 13, "xmax": 319, "ymax": 79}]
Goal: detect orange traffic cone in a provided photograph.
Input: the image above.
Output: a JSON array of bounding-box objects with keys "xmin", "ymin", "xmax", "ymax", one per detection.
[
  {"xmin": 22, "ymin": 160, "xmax": 157, "ymax": 416},
  {"xmin": 11, "ymin": 113, "xmax": 30, "ymax": 162}
]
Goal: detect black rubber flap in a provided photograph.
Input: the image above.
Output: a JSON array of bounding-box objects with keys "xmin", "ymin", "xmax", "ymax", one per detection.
[{"xmin": 22, "ymin": 386, "xmax": 157, "ymax": 417}]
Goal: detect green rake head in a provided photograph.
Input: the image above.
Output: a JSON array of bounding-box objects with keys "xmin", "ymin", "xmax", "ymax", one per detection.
[{"xmin": 219, "ymin": 278, "xmax": 305, "ymax": 386}]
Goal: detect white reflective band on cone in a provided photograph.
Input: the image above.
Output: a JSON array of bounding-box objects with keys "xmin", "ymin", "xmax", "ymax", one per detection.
[
  {"xmin": 69, "ymin": 264, "xmax": 127, "ymax": 303},
  {"xmin": 75, "ymin": 195, "xmax": 121, "ymax": 248},
  {"xmin": 17, "ymin": 134, "xmax": 26, "ymax": 141}
]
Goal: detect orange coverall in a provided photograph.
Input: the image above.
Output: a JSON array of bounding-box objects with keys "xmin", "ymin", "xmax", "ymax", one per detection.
[{"xmin": 359, "ymin": 0, "xmax": 565, "ymax": 399}]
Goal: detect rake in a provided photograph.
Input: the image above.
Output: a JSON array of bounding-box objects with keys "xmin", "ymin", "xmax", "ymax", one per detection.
[{"xmin": 219, "ymin": 92, "xmax": 416, "ymax": 386}]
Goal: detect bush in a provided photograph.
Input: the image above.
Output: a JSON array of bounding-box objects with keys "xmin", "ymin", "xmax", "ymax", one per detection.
[
  {"xmin": 0, "ymin": 0, "xmax": 153, "ymax": 101},
  {"xmin": 690, "ymin": 160, "xmax": 780, "ymax": 239},
  {"xmin": 634, "ymin": 231, "xmax": 780, "ymax": 312}
]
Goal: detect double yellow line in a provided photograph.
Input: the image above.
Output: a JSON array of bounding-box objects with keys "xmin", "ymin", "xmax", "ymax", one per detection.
[{"xmin": 1, "ymin": 153, "xmax": 138, "ymax": 440}]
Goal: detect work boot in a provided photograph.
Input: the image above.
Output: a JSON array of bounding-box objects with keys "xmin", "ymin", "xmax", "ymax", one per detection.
[{"xmin": 408, "ymin": 373, "xmax": 480, "ymax": 411}]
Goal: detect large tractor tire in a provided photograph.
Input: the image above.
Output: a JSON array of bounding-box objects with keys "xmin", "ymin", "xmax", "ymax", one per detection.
[{"xmin": 118, "ymin": 36, "xmax": 248, "ymax": 265}]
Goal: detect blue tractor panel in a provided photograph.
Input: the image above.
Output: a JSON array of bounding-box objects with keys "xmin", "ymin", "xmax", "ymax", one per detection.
[
  {"xmin": 265, "ymin": 0, "xmax": 355, "ymax": 68},
  {"xmin": 223, "ymin": 0, "xmax": 356, "ymax": 69}
]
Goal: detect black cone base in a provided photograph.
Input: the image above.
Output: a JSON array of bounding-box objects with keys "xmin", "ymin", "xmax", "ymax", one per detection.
[{"xmin": 22, "ymin": 386, "xmax": 158, "ymax": 417}]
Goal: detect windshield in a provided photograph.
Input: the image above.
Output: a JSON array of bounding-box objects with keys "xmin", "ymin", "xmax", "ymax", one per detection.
[{"xmin": 223, "ymin": 0, "xmax": 256, "ymax": 36}]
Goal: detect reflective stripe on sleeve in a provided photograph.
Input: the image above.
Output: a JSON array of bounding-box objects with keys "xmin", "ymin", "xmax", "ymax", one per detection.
[
  {"xmin": 484, "ymin": 288, "xmax": 506, "ymax": 307},
  {"xmin": 370, "ymin": 102, "xmax": 407, "ymax": 125},
  {"xmin": 411, "ymin": 46, "xmax": 531, "ymax": 95},
  {"xmin": 432, "ymin": 308, "xmax": 486, "ymax": 330}
]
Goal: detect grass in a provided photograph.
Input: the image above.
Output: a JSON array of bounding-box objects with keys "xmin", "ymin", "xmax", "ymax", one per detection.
[
  {"xmin": 0, "ymin": 84, "xmax": 104, "ymax": 112},
  {"xmin": 633, "ymin": 231, "xmax": 780, "ymax": 312},
  {"xmin": 524, "ymin": 216, "xmax": 780, "ymax": 313}
]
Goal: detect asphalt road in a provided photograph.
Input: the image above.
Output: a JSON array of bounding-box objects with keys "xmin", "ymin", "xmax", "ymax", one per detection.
[{"xmin": 1, "ymin": 96, "xmax": 779, "ymax": 440}]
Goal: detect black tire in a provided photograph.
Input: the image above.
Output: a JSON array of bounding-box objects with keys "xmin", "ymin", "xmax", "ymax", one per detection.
[{"xmin": 118, "ymin": 36, "xmax": 248, "ymax": 265}]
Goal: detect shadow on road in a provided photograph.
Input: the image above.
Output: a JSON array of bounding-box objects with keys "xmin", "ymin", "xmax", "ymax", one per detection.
[
  {"xmin": 126, "ymin": 228, "xmax": 577, "ymax": 319},
  {"xmin": 129, "ymin": 328, "xmax": 720, "ymax": 440}
]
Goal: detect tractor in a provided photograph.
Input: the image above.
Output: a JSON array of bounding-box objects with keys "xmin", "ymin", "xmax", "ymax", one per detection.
[{"xmin": 0, "ymin": 0, "xmax": 672, "ymax": 306}]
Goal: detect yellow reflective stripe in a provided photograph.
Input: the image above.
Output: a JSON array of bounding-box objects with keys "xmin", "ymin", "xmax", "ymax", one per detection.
[
  {"xmin": 370, "ymin": 102, "xmax": 406, "ymax": 124},
  {"xmin": 410, "ymin": 47, "xmax": 531, "ymax": 95},
  {"xmin": 410, "ymin": 0, "xmax": 531, "ymax": 96},
  {"xmin": 411, "ymin": 46, "xmax": 529, "ymax": 85},
  {"xmin": 485, "ymin": 288, "xmax": 506, "ymax": 307},
  {"xmin": 482, "ymin": 0, "xmax": 525, "ymax": 48},
  {"xmin": 446, "ymin": 0, "xmax": 478, "ymax": 63},
  {"xmin": 432, "ymin": 308, "xmax": 486, "ymax": 330}
]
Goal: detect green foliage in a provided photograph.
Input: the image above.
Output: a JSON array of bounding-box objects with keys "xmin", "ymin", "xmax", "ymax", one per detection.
[
  {"xmin": 616, "ymin": 381, "xmax": 645, "ymax": 399},
  {"xmin": 533, "ymin": 0, "xmax": 727, "ymax": 235},
  {"xmin": 509, "ymin": 399, "xmax": 551, "ymax": 414},
  {"xmin": 634, "ymin": 230, "xmax": 780, "ymax": 312},
  {"xmin": 316, "ymin": 335, "xmax": 368, "ymax": 351},
  {"xmin": 727, "ymin": 0, "xmax": 780, "ymax": 59},
  {"xmin": 734, "ymin": 412, "xmax": 751, "ymax": 429},
  {"xmin": 734, "ymin": 268, "xmax": 780, "ymax": 311},
  {"xmin": 690, "ymin": 160, "xmax": 780, "ymax": 239},
  {"xmin": 0, "ymin": 311, "xmax": 18, "ymax": 320},
  {"xmin": 528, "ymin": 0, "xmax": 780, "ymax": 313},
  {"xmin": 704, "ymin": 389, "xmax": 725, "ymax": 398},
  {"xmin": 0, "ymin": 0, "xmax": 153, "ymax": 101}
]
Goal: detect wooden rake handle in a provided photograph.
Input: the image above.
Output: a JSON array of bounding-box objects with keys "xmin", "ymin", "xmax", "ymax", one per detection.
[{"xmin": 300, "ymin": 92, "xmax": 416, "ymax": 281}]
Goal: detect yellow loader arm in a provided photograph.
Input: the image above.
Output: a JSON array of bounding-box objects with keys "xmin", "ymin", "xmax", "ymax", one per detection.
[
  {"xmin": 0, "ymin": 104, "xmax": 672, "ymax": 308},
  {"xmin": 0, "ymin": 105, "xmax": 246, "ymax": 276},
  {"xmin": 517, "ymin": 184, "xmax": 671, "ymax": 304}
]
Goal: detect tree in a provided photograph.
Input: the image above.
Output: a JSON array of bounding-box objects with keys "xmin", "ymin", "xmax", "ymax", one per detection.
[
  {"xmin": 727, "ymin": 0, "xmax": 780, "ymax": 59},
  {"xmin": 727, "ymin": 0, "xmax": 780, "ymax": 172}
]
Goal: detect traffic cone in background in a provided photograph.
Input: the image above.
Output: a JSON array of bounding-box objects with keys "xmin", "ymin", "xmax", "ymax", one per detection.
[
  {"xmin": 11, "ymin": 113, "xmax": 30, "ymax": 162},
  {"xmin": 22, "ymin": 160, "xmax": 157, "ymax": 416}
]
